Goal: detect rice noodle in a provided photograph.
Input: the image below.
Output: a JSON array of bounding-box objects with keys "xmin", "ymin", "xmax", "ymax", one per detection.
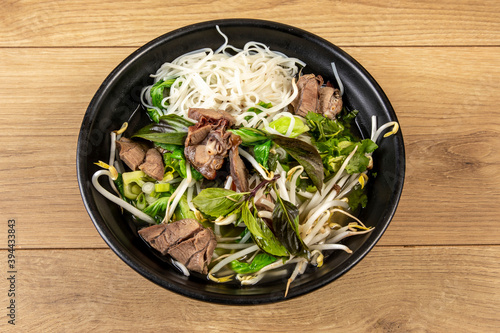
[{"xmin": 142, "ymin": 27, "xmax": 304, "ymax": 124}]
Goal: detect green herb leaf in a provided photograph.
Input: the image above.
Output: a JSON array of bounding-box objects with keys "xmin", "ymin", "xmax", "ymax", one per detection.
[
  {"xmin": 146, "ymin": 108, "xmax": 162, "ymax": 123},
  {"xmin": 143, "ymin": 196, "xmax": 171, "ymax": 223},
  {"xmin": 267, "ymin": 116, "xmax": 309, "ymax": 138},
  {"xmin": 272, "ymin": 196, "xmax": 307, "ymax": 255},
  {"xmin": 241, "ymin": 201, "xmax": 289, "ymax": 257},
  {"xmin": 228, "ymin": 127, "xmax": 269, "ymax": 146},
  {"xmin": 150, "ymin": 79, "xmax": 176, "ymax": 109},
  {"xmin": 192, "ymin": 188, "xmax": 247, "ymax": 217},
  {"xmin": 271, "ymin": 135, "xmax": 324, "ymax": 191},
  {"xmin": 305, "ymin": 112, "xmax": 344, "ymax": 141},
  {"xmin": 132, "ymin": 114, "xmax": 193, "ymax": 145},
  {"xmin": 174, "ymin": 194, "xmax": 196, "ymax": 221},
  {"xmin": 253, "ymin": 140, "xmax": 272, "ymax": 168},
  {"xmin": 245, "ymin": 101, "xmax": 272, "ymax": 121},
  {"xmin": 346, "ymin": 184, "xmax": 368, "ymax": 211},
  {"xmin": 230, "ymin": 253, "xmax": 278, "ymax": 274},
  {"xmin": 113, "ymin": 173, "xmax": 126, "ymax": 198}
]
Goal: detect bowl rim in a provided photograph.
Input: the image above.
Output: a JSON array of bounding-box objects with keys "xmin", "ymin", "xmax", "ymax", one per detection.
[{"xmin": 77, "ymin": 18, "xmax": 405, "ymax": 305}]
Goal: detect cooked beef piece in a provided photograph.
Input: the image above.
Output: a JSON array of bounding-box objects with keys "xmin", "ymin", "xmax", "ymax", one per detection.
[
  {"xmin": 184, "ymin": 119, "xmax": 233, "ymax": 180},
  {"xmin": 291, "ymin": 74, "xmax": 343, "ymax": 120},
  {"xmin": 138, "ymin": 219, "xmax": 216, "ymax": 274},
  {"xmin": 318, "ymin": 86, "xmax": 343, "ymax": 120},
  {"xmin": 291, "ymin": 74, "xmax": 323, "ymax": 117},
  {"xmin": 188, "ymin": 108, "xmax": 236, "ymax": 127},
  {"xmin": 116, "ymin": 137, "xmax": 147, "ymax": 171},
  {"xmin": 168, "ymin": 228, "xmax": 216, "ymax": 274},
  {"xmin": 138, "ymin": 219, "xmax": 203, "ymax": 255},
  {"xmin": 228, "ymin": 134, "xmax": 249, "ymax": 192},
  {"xmin": 139, "ymin": 148, "xmax": 164, "ymax": 181}
]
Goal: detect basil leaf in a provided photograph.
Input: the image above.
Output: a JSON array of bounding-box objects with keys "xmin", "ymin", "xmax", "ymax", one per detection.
[
  {"xmin": 271, "ymin": 135, "xmax": 324, "ymax": 191},
  {"xmin": 272, "ymin": 196, "xmax": 307, "ymax": 255},
  {"xmin": 230, "ymin": 253, "xmax": 277, "ymax": 274},
  {"xmin": 253, "ymin": 140, "xmax": 272, "ymax": 168},
  {"xmin": 242, "ymin": 201, "xmax": 289, "ymax": 257},
  {"xmin": 132, "ymin": 114, "xmax": 193, "ymax": 145},
  {"xmin": 192, "ymin": 188, "xmax": 247, "ymax": 217}
]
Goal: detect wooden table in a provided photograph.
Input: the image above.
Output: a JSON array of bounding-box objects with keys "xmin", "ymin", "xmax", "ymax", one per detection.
[{"xmin": 1, "ymin": 1, "xmax": 499, "ymax": 331}]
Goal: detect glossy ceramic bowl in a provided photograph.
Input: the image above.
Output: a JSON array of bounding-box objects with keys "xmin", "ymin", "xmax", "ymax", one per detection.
[{"xmin": 77, "ymin": 19, "xmax": 405, "ymax": 304}]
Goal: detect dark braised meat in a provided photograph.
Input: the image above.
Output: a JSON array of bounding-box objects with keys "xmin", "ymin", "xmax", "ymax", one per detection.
[
  {"xmin": 139, "ymin": 148, "xmax": 165, "ymax": 181},
  {"xmin": 184, "ymin": 108, "xmax": 248, "ymax": 184},
  {"xmin": 188, "ymin": 107, "xmax": 236, "ymax": 127},
  {"xmin": 228, "ymin": 134, "xmax": 249, "ymax": 192},
  {"xmin": 291, "ymin": 74, "xmax": 343, "ymax": 120},
  {"xmin": 116, "ymin": 137, "xmax": 147, "ymax": 171},
  {"xmin": 185, "ymin": 119, "xmax": 233, "ymax": 179},
  {"xmin": 138, "ymin": 219, "xmax": 217, "ymax": 274}
]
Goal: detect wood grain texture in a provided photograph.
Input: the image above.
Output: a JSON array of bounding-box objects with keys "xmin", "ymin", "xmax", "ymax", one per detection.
[
  {"xmin": 0, "ymin": 47, "xmax": 498, "ymax": 248},
  {"xmin": 1, "ymin": 0, "xmax": 499, "ymax": 47},
  {"xmin": 0, "ymin": 246, "xmax": 498, "ymax": 332}
]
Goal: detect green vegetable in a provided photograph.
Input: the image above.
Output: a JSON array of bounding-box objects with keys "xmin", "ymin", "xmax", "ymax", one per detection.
[
  {"xmin": 136, "ymin": 192, "xmax": 147, "ymax": 210},
  {"xmin": 346, "ymin": 184, "xmax": 368, "ymax": 211},
  {"xmin": 143, "ymin": 196, "xmax": 171, "ymax": 223},
  {"xmin": 174, "ymin": 194, "xmax": 196, "ymax": 221},
  {"xmin": 241, "ymin": 201, "xmax": 289, "ymax": 257},
  {"xmin": 161, "ymin": 144, "xmax": 203, "ymax": 181},
  {"xmin": 272, "ymin": 135, "xmax": 324, "ymax": 191},
  {"xmin": 338, "ymin": 108, "xmax": 359, "ymax": 129},
  {"xmin": 305, "ymin": 112, "xmax": 344, "ymax": 141},
  {"xmin": 319, "ymin": 138, "xmax": 377, "ymax": 174},
  {"xmin": 113, "ymin": 173, "xmax": 126, "ymax": 198},
  {"xmin": 306, "ymin": 111, "xmax": 378, "ymax": 175},
  {"xmin": 253, "ymin": 140, "xmax": 272, "ymax": 168},
  {"xmin": 245, "ymin": 101, "xmax": 272, "ymax": 121},
  {"xmin": 132, "ymin": 114, "xmax": 193, "ymax": 145},
  {"xmin": 122, "ymin": 171, "xmax": 147, "ymax": 200},
  {"xmin": 272, "ymin": 194, "xmax": 307, "ymax": 255},
  {"xmin": 150, "ymin": 79, "xmax": 176, "ymax": 109},
  {"xmin": 147, "ymin": 108, "xmax": 162, "ymax": 123},
  {"xmin": 231, "ymin": 126, "xmax": 324, "ymax": 189},
  {"xmin": 267, "ymin": 116, "xmax": 309, "ymax": 138},
  {"xmin": 228, "ymin": 127, "xmax": 269, "ymax": 146},
  {"xmin": 267, "ymin": 152, "xmax": 279, "ymax": 171},
  {"xmin": 192, "ymin": 188, "xmax": 248, "ymax": 217},
  {"xmin": 230, "ymin": 253, "xmax": 278, "ymax": 274},
  {"xmin": 154, "ymin": 183, "xmax": 171, "ymax": 193}
]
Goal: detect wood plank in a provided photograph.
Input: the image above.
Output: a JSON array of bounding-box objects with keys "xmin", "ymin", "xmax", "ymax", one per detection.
[
  {"xmin": 0, "ymin": 246, "xmax": 498, "ymax": 332},
  {"xmin": 1, "ymin": 46, "xmax": 499, "ymax": 248},
  {"xmin": 0, "ymin": 0, "xmax": 499, "ymax": 47}
]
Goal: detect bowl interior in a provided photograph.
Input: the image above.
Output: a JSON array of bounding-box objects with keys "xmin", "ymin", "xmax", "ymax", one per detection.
[{"xmin": 77, "ymin": 19, "xmax": 405, "ymax": 304}]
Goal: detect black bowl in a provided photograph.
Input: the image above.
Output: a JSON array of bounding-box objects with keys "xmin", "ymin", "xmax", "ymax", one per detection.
[{"xmin": 77, "ymin": 19, "xmax": 405, "ymax": 304}]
